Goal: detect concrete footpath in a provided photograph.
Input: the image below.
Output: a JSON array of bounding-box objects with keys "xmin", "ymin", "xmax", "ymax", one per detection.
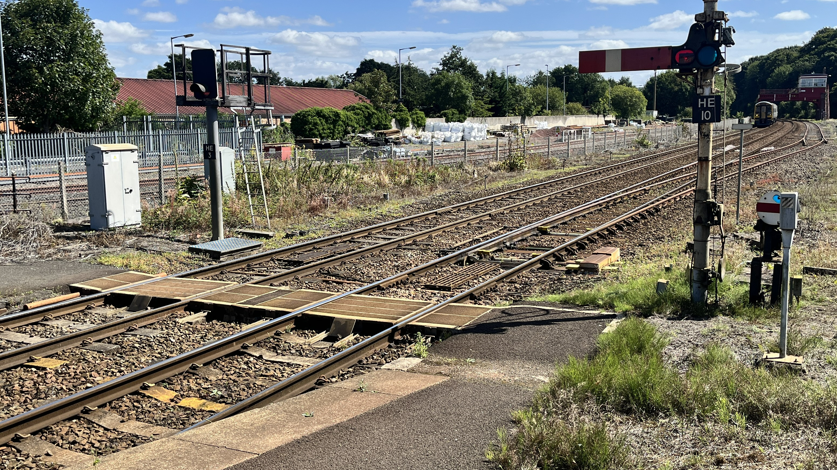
[
  {"xmin": 0, "ymin": 260, "xmax": 124, "ymax": 307},
  {"xmin": 72, "ymin": 302, "xmax": 614, "ymax": 470}
]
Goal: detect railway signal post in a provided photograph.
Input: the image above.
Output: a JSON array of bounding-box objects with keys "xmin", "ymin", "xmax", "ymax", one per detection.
[{"xmin": 579, "ymin": 0, "xmax": 734, "ymax": 303}]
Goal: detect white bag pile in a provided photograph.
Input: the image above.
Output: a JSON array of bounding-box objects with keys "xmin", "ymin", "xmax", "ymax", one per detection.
[
  {"xmin": 532, "ymin": 121, "xmax": 550, "ymax": 130},
  {"xmin": 404, "ymin": 121, "xmax": 489, "ymax": 144}
]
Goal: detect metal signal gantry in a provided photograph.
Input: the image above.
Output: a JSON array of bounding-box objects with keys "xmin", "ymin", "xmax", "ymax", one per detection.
[{"xmin": 579, "ymin": 0, "xmax": 734, "ymax": 304}]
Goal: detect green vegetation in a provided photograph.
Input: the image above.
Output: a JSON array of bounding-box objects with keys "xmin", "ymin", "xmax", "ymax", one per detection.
[
  {"xmin": 2, "ymin": 0, "xmax": 118, "ymax": 132},
  {"xmin": 413, "ymin": 332, "xmax": 429, "ymax": 358},
  {"xmin": 393, "ymin": 103, "xmax": 411, "ymax": 130},
  {"xmin": 733, "ymin": 28, "xmax": 837, "ymax": 119},
  {"xmin": 537, "ymin": 257, "xmax": 773, "ymax": 321},
  {"xmin": 491, "ymin": 318, "xmax": 837, "ymax": 468},
  {"xmin": 487, "ymin": 420, "xmax": 631, "ymax": 470},
  {"xmin": 290, "ymin": 107, "xmax": 355, "ymax": 140},
  {"xmin": 610, "ymin": 85, "xmax": 648, "ymax": 120}
]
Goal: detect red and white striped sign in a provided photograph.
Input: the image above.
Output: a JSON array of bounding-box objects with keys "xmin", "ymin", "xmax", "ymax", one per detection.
[{"xmin": 579, "ymin": 47, "xmax": 672, "ymax": 74}]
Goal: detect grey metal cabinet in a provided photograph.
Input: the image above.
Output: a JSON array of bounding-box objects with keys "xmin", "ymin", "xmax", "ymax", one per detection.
[
  {"xmin": 85, "ymin": 144, "xmax": 142, "ymax": 230},
  {"xmin": 204, "ymin": 146, "xmax": 236, "ymax": 194}
]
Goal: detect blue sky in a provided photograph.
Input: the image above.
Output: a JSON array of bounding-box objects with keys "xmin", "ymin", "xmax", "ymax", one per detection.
[{"xmin": 86, "ymin": 0, "xmax": 836, "ymax": 87}]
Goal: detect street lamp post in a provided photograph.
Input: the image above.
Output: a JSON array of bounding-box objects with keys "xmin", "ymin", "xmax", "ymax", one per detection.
[
  {"xmin": 563, "ymin": 75, "xmax": 566, "ymax": 116},
  {"xmin": 398, "ymin": 46, "xmax": 416, "ymax": 103},
  {"xmin": 0, "ymin": 5, "xmax": 10, "ymax": 175},
  {"xmin": 505, "ymin": 64, "xmax": 519, "ymax": 116},
  {"xmin": 171, "ymin": 33, "xmax": 194, "ymax": 128},
  {"xmin": 545, "ymin": 64, "xmax": 549, "ymax": 113}
]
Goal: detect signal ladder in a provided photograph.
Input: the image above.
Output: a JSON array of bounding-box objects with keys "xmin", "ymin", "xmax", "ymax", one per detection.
[{"xmin": 235, "ymin": 116, "xmax": 271, "ymax": 230}]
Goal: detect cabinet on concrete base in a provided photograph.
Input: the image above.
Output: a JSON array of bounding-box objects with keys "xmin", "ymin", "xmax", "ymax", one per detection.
[{"xmin": 85, "ymin": 144, "xmax": 142, "ymax": 230}]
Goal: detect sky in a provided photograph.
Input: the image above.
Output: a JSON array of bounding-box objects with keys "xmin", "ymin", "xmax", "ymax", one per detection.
[{"xmin": 85, "ymin": 0, "xmax": 837, "ymax": 88}]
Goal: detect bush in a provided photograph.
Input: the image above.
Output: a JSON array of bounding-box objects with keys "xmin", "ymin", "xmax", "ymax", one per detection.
[
  {"xmin": 441, "ymin": 109, "xmax": 464, "ymax": 123},
  {"xmin": 410, "ymin": 109, "xmax": 426, "ymax": 130},
  {"xmin": 393, "ymin": 103, "xmax": 410, "ymax": 130},
  {"xmin": 290, "ymin": 107, "xmax": 354, "ymax": 140},
  {"xmin": 343, "ymin": 102, "xmax": 390, "ymax": 132}
]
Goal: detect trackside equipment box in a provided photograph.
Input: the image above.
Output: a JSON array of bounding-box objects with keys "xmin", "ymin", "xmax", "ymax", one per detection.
[
  {"xmin": 85, "ymin": 144, "xmax": 142, "ymax": 230},
  {"xmin": 204, "ymin": 146, "xmax": 236, "ymax": 194}
]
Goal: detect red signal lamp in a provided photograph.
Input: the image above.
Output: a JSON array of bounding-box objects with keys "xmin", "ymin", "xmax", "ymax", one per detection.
[{"xmin": 675, "ymin": 49, "xmax": 695, "ymax": 66}]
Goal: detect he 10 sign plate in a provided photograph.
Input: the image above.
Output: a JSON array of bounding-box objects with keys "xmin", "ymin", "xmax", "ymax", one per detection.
[
  {"xmin": 692, "ymin": 94, "xmax": 722, "ymax": 123},
  {"xmin": 756, "ymin": 190, "xmax": 782, "ymax": 226}
]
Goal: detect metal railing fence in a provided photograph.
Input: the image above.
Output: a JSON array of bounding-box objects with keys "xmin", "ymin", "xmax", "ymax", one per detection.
[{"xmin": 0, "ymin": 125, "xmax": 683, "ymax": 220}]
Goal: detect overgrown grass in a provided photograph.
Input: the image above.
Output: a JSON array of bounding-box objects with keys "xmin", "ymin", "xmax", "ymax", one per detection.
[
  {"xmin": 537, "ymin": 263, "xmax": 773, "ymax": 321},
  {"xmin": 491, "ymin": 318, "xmax": 837, "ymax": 469},
  {"xmin": 550, "ymin": 318, "xmax": 837, "ymax": 428},
  {"xmin": 487, "ymin": 418, "xmax": 632, "ymax": 470}
]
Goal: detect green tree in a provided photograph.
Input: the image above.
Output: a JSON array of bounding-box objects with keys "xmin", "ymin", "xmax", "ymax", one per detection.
[
  {"xmin": 2, "ymin": 0, "xmax": 118, "ymax": 132},
  {"xmin": 393, "ymin": 103, "xmax": 411, "ymax": 130},
  {"xmin": 290, "ymin": 107, "xmax": 353, "ymax": 140},
  {"xmin": 410, "ymin": 109, "xmax": 426, "ymax": 129},
  {"xmin": 551, "ymin": 65, "xmax": 610, "ymax": 109},
  {"xmin": 349, "ymin": 70, "xmax": 397, "ymax": 112},
  {"xmin": 100, "ymin": 98, "xmax": 150, "ymax": 131},
  {"xmin": 435, "ymin": 46, "xmax": 483, "ymax": 98},
  {"xmin": 610, "ymin": 85, "xmax": 648, "ymax": 119},
  {"xmin": 147, "ymin": 54, "xmax": 191, "ymax": 81},
  {"xmin": 429, "ymin": 71, "xmax": 474, "ymax": 117},
  {"xmin": 642, "ymin": 70, "xmax": 691, "ymax": 118},
  {"xmin": 565, "ymin": 102, "xmax": 587, "ymax": 115},
  {"xmin": 343, "ymin": 102, "xmax": 390, "ymax": 131}
]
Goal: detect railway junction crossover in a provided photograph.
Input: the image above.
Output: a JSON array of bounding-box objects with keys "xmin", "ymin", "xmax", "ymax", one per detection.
[{"xmin": 0, "ymin": 120, "xmax": 827, "ymax": 469}]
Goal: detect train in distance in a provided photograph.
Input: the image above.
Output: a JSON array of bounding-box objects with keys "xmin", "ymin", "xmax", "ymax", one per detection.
[{"xmin": 754, "ymin": 101, "xmax": 779, "ymax": 128}]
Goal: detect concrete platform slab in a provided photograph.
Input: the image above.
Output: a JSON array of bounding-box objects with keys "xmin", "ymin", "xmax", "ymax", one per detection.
[
  {"xmin": 68, "ymin": 434, "xmax": 256, "ymax": 470},
  {"xmin": 328, "ymin": 368, "xmax": 446, "ymax": 396},
  {"xmin": 0, "ymin": 261, "xmax": 125, "ymax": 296}
]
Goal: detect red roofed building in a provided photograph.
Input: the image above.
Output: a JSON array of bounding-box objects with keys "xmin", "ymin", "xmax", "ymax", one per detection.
[{"xmin": 116, "ymin": 78, "xmax": 369, "ymax": 119}]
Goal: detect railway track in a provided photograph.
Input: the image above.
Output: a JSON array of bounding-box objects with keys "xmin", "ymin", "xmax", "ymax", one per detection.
[
  {"xmin": 0, "ymin": 121, "xmax": 817, "ymax": 462},
  {"xmin": 0, "ymin": 122, "xmax": 782, "ymax": 332}
]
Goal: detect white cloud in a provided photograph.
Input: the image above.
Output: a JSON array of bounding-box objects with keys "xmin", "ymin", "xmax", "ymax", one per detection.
[
  {"xmin": 728, "ymin": 11, "xmax": 758, "ymax": 18},
  {"xmin": 589, "ymin": 39, "xmax": 629, "ymax": 50},
  {"xmin": 130, "ymin": 39, "xmax": 212, "ymax": 56},
  {"xmin": 774, "ymin": 10, "xmax": 810, "ymax": 20},
  {"xmin": 126, "ymin": 8, "xmax": 139, "ymax": 15},
  {"xmin": 175, "ymin": 0, "xmax": 188, "ymax": 4},
  {"xmin": 438, "ymin": 19, "xmax": 450, "ymax": 24},
  {"xmin": 212, "ymin": 7, "xmax": 332, "ymax": 29},
  {"xmin": 93, "ymin": 19, "xmax": 147, "ymax": 42},
  {"xmin": 270, "ymin": 30, "xmax": 360, "ymax": 56},
  {"xmin": 143, "ymin": 11, "xmax": 177, "ymax": 23},
  {"xmin": 411, "ymin": 0, "xmax": 510, "ymax": 13},
  {"xmin": 140, "ymin": 0, "xmax": 159, "ymax": 6},
  {"xmin": 647, "ymin": 10, "xmax": 691, "ymax": 30},
  {"xmin": 489, "ymin": 31, "xmax": 526, "ymax": 42},
  {"xmin": 590, "ymin": 0, "xmax": 656, "ymax": 5}
]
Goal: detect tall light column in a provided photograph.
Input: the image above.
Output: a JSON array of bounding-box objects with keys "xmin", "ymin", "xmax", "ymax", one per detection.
[
  {"xmin": 545, "ymin": 64, "xmax": 549, "ymax": 113},
  {"xmin": 170, "ymin": 33, "xmax": 194, "ymax": 127},
  {"xmin": 0, "ymin": 3, "xmax": 10, "ymax": 175},
  {"xmin": 398, "ymin": 46, "xmax": 416, "ymax": 103}
]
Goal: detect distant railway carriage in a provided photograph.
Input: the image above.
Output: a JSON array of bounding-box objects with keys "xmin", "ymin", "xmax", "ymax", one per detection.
[{"xmin": 754, "ymin": 101, "xmax": 779, "ymax": 127}]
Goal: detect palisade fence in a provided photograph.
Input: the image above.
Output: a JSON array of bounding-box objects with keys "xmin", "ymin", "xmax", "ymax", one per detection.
[{"xmin": 0, "ymin": 124, "xmax": 684, "ymax": 221}]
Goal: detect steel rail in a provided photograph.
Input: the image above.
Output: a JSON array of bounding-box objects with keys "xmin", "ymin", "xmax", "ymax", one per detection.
[
  {"xmin": 0, "ymin": 177, "xmax": 671, "ymax": 443},
  {"xmin": 0, "ymin": 153, "xmax": 695, "ymax": 372},
  {"xmin": 0, "ymin": 125, "xmax": 773, "ymax": 329},
  {"xmin": 0, "ymin": 123, "xmax": 817, "ymax": 445},
  {"xmin": 0, "ymin": 138, "xmax": 724, "ymax": 373},
  {"xmin": 0, "ymin": 144, "xmax": 690, "ymax": 329},
  {"xmin": 189, "ymin": 122, "xmax": 821, "ymax": 428},
  {"xmin": 0, "ymin": 124, "xmax": 788, "ymax": 335}
]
